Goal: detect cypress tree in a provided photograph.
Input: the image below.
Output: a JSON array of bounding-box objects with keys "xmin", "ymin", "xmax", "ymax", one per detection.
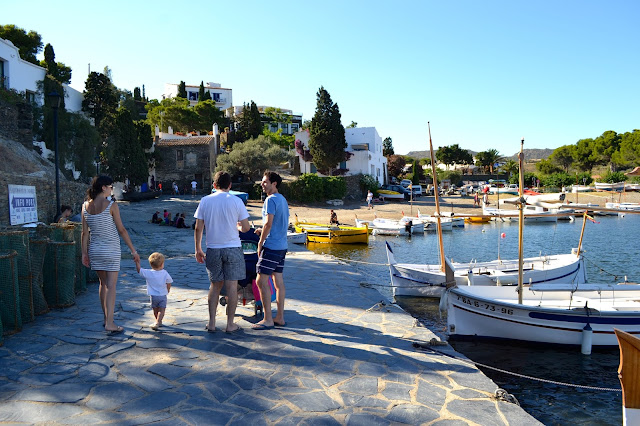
[
  {"xmin": 309, "ymin": 87, "xmax": 346, "ymax": 174},
  {"xmin": 198, "ymin": 81, "xmax": 205, "ymax": 102},
  {"xmin": 177, "ymin": 81, "xmax": 187, "ymax": 98}
]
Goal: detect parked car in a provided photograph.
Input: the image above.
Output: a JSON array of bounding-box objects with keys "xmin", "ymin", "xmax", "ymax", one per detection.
[
  {"xmin": 381, "ymin": 184, "xmax": 411, "ymax": 200},
  {"xmin": 400, "ymin": 179, "xmax": 412, "ymax": 188},
  {"xmin": 410, "ymin": 184, "xmax": 423, "ymax": 197}
]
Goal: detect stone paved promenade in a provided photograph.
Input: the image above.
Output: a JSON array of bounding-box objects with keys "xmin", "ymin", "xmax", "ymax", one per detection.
[{"xmin": 0, "ymin": 196, "xmax": 540, "ymax": 425}]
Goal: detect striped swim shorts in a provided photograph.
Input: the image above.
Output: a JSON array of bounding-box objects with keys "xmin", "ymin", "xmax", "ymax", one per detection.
[
  {"xmin": 257, "ymin": 247, "xmax": 287, "ymax": 274},
  {"xmin": 205, "ymin": 247, "xmax": 246, "ymax": 283}
]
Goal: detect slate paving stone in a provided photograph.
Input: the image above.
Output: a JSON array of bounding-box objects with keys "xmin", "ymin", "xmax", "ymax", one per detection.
[
  {"xmin": 446, "ymin": 398, "xmax": 510, "ymax": 426},
  {"xmin": 227, "ymin": 393, "xmax": 276, "ymax": 412},
  {"xmin": 56, "ymin": 411, "xmax": 128, "ymax": 424},
  {"xmin": 117, "ymin": 411, "xmax": 173, "ymax": 425},
  {"xmin": 55, "ymin": 335, "xmax": 99, "ymax": 345},
  {"xmin": 86, "ymin": 382, "xmax": 145, "ymax": 410},
  {"xmin": 118, "ymin": 365, "xmax": 174, "ymax": 392},
  {"xmin": 13, "ymin": 383, "xmax": 92, "ymax": 403},
  {"xmin": 284, "ymin": 391, "xmax": 342, "ymax": 412},
  {"xmin": 17, "ymin": 373, "xmax": 75, "ymax": 385},
  {"xmin": 0, "ymin": 401, "xmax": 84, "ymax": 422},
  {"xmin": 117, "ymin": 391, "xmax": 188, "ymax": 416},
  {"xmin": 233, "ymin": 375, "xmax": 268, "ymax": 391},
  {"xmin": 30, "ymin": 363, "xmax": 80, "ymax": 375},
  {"xmin": 203, "ymin": 379, "xmax": 241, "ymax": 403},
  {"xmin": 229, "ymin": 412, "xmax": 268, "ymax": 426},
  {"xmin": 338, "ymin": 376, "xmax": 379, "ymax": 396},
  {"xmin": 385, "ymin": 404, "xmax": 440, "ymax": 424},
  {"xmin": 381, "ymin": 382, "xmax": 412, "ymax": 401},
  {"xmin": 148, "ymin": 363, "xmax": 191, "ymax": 381},
  {"xmin": 180, "ymin": 408, "xmax": 235, "ymax": 425},
  {"xmin": 97, "ymin": 340, "xmax": 136, "ymax": 357},
  {"xmin": 345, "ymin": 413, "xmax": 392, "ymax": 426},
  {"xmin": 415, "ymin": 380, "xmax": 448, "ymax": 409},
  {"xmin": 451, "ymin": 388, "xmax": 490, "ymax": 399},
  {"xmin": 430, "ymin": 420, "xmax": 470, "ymax": 426},
  {"xmin": 50, "ymin": 353, "xmax": 92, "ymax": 364}
]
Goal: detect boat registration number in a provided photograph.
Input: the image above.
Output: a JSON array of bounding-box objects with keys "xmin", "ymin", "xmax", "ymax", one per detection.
[{"xmin": 456, "ymin": 295, "xmax": 513, "ymax": 315}]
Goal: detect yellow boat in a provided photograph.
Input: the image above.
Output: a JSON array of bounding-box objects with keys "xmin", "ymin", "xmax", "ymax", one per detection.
[
  {"xmin": 294, "ymin": 221, "xmax": 369, "ymax": 244},
  {"xmin": 464, "ymin": 216, "xmax": 491, "ymax": 224}
]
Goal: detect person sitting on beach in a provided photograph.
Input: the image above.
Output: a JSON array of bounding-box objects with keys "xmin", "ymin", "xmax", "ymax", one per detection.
[
  {"xmin": 175, "ymin": 213, "xmax": 189, "ymax": 229},
  {"xmin": 330, "ymin": 209, "xmax": 340, "ymax": 225},
  {"xmin": 161, "ymin": 212, "xmax": 172, "ymax": 226},
  {"xmin": 151, "ymin": 211, "xmax": 163, "ymax": 224}
]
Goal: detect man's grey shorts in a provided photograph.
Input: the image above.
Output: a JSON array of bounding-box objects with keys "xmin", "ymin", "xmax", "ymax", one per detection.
[
  {"xmin": 150, "ymin": 295, "xmax": 167, "ymax": 308},
  {"xmin": 205, "ymin": 247, "xmax": 246, "ymax": 283}
]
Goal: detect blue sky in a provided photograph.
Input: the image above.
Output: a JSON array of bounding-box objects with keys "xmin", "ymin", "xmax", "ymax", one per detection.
[{"xmin": 4, "ymin": 0, "xmax": 639, "ymax": 156}]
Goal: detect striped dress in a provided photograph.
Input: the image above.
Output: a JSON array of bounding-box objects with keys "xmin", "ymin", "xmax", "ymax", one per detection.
[{"xmin": 83, "ymin": 199, "xmax": 121, "ymax": 271}]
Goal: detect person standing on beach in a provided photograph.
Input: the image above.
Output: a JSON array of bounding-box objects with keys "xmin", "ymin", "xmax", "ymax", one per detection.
[
  {"xmin": 191, "ymin": 179, "xmax": 197, "ymax": 196},
  {"xmin": 194, "ymin": 171, "xmax": 250, "ymax": 333},
  {"xmin": 81, "ymin": 175, "xmax": 140, "ymax": 334},
  {"xmin": 253, "ymin": 171, "xmax": 289, "ymax": 330},
  {"xmin": 366, "ymin": 190, "xmax": 373, "ymax": 210}
]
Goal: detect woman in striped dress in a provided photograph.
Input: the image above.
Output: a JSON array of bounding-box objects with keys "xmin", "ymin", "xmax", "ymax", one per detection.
[{"xmin": 81, "ymin": 176, "xmax": 140, "ymax": 334}]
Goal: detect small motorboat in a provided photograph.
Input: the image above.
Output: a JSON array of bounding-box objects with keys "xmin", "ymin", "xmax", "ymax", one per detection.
[
  {"xmin": 294, "ymin": 220, "xmax": 368, "ymax": 244},
  {"xmin": 287, "ymin": 231, "xmax": 307, "ymax": 244}
]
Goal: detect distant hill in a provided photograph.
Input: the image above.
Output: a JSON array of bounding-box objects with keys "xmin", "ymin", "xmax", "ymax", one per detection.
[{"xmin": 404, "ymin": 148, "xmax": 553, "ymax": 161}]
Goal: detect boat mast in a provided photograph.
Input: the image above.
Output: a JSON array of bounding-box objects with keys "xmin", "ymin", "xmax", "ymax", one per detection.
[
  {"xmin": 517, "ymin": 137, "xmax": 525, "ymax": 304},
  {"xmin": 428, "ymin": 122, "xmax": 446, "ymax": 271}
]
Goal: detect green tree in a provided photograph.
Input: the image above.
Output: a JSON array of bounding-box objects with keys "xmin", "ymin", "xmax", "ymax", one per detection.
[
  {"xmin": 177, "ymin": 81, "xmax": 187, "ymax": 98},
  {"xmin": 105, "ymin": 108, "xmax": 148, "ymax": 185},
  {"xmin": 198, "ymin": 81, "xmax": 205, "ymax": 102},
  {"xmin": 215, "ymin": 135, "xmax": 290, "ymax": 180},
  {"xmin": 133, "ymin": 87, "xmax": 142, "ymax": 101},
  {"xmin": 383, "ymin": 137, "xmax": 394, "ymax": 156},
  {"xmin": 574, "ymin": 138, "xmax": 598, "ymax": 172},
  {"xmin": 593, "ymin": 130, "xmax": 621, "ymax": 171},
  {"xmin": 193, "ymin": 99, "xmax": 225, "ymax": 132},
  {"xmin": 308, "ymin": 86, "xmax": 347, "ymax": 174},
  {"xmin": 500, "ymin": 159, "xmax": 519, "ymax": 178},
  {"xmin": 549, "ymin": 145, "xmax": 576, "ymax": 172},
  {"xmin": 40, "ymin": 43, "xmax": 72, "ymax": 84},
  {"xmin": 248, "ymin": 101, "xmax": 262, "ymax": 139},
  {"xmin": 263, "ymin": 107, "xmax": 292, "ymax": 133},
  {"xmin": 536, "ymin": 159, "xmax": 562, "ymax": 175},
  {"xmin": 613, "ymin": 129, "xmax": 640, "ymax": 166},
  {"xmin": 82, "ymin": 71, "xmax": 119, "ymax": 133},
  {"xmin": 347, "ymin": 121, "xmax": 357, "ymax": 128},
  {"xmin": 263, "ymin": 128, "xmax": 295, "ymax": 150},
  {"xmin": 436, "ymin": 144, "xmax": 473, "ymax": 169},
  {"xmin": 475, "ymin": 149, "xmax": 502, "ymax": 174},
  {"xmin": 0, "ymin": 25, "xmax": 42, "ymax": 64}
]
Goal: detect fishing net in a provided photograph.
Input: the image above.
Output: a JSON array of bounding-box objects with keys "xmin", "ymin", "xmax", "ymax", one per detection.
[
  {"xmin": 49, "ymin": 223, "xmax": 75, "ymax": 242},
  {"xmin": 72, "ymin": 224, "xmax": 86, "ymax": 293},
  {"xmin": 43, "ymin": 241, "xmax": 76, "ymax": 308},
  {"xmin": 0, "ymin": 230, "xmax": 33, "ymax": 324},
  {"xmin": 0, "ymin": 250, "xmax": 21, "ymax": 334},
  {"xmin": 28, "ymin": 238, "xmax": 49, "ymax": 315}
]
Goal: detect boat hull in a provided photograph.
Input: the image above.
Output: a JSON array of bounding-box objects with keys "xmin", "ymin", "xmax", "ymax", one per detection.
[
  {"xmin": 287, "ymin": 231, "xmax": 307, "ymax": 244},
  {"xmin": 294, "ymin": 222, "xmax": 368, "ymax": 244},
  {"xmin": 447, "ymin": 286, "xmax": 640, "ymax": 346}
]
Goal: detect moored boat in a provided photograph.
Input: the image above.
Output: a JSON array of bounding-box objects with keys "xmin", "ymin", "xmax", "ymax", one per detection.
[
  {"xmin": 595, "ymin": 181, "xmax": 625, "ymax": 191},
  {"xmin": 287, "ymin": 231, "xmax": 307, "ymax": 244},
  {"xmin": 377, "ymin": 189, "xmax": 404, "ymax": 200},
  {"xmin": 615, "ymin": 329, "xmax": 640, "ymax": 425},
  {"xmin": 294, "ymin": 221, "xmax": 368, "ymax": 244}
]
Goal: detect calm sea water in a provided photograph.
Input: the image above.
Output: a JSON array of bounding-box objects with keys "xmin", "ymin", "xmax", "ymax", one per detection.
[{"xmin": 306, "ymin": 213, "xmax": 640, "ymax": 425}]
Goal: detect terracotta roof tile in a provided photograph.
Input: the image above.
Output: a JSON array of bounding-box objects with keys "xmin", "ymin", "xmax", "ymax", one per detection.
[{"xmin": 156, "ymin": 136, "xmax": 214, "ymax": 146}]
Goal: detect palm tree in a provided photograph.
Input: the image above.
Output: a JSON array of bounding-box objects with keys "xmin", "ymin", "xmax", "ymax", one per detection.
[
  {"xmin": 500, "ymin": 159, "xmax": 519, "ymax": 179},
  {"xmin": 475, "ymin": 149, "xmax": 503, "ymax": 174}
]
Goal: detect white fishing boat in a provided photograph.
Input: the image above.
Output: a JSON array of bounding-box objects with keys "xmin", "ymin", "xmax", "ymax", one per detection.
[
  {"xmin": 355, "ymin": 217, "xmax": 424, "ymax": 235},
  {"xmin": 446, "ymin": 283, "xmax": 640, "ymax": 346},
  {"xmin": 595, "ymin": 181, "xmax": 625, "ymax": 191},
  {"xmin": 483, "ymin": 205, "xmax": 558, "ymax": 223},
  {"xmin": 624, "ymin": 183, "xmax": 640, "ymax": 191},
  {"xmin": 445, "ymin": 138, "xmax": 640, "ymax": 351},
  {"xmin": 571, "ymin": 185, "xmax": 593, "ymax": 193},
  {"xmin": 287, "ymin": 231, "xmax": 307, "ymax": 244},
  {"xmin": 605, "ymin": 202, "xmax": 640, "ymax": 212},
  {"xmin": 387, "ymin": 242, "xmax": 586, "ymax": 297},
  {"xmin": 416, "ymin": 210, "xmax": 460, "ymax": 230}
]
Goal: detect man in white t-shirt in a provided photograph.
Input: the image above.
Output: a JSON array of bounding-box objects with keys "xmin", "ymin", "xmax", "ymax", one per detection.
[
  {"xmin": 194, "ymin": 171, "xmax": 250, "ymax": 333},
  {"xmin": 191, "ymin": 180, "xmax": 197, "ymax": 196}
]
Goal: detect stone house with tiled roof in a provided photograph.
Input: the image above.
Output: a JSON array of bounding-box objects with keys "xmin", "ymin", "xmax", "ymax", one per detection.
[{"xmin": 154, "ymin": 135, "xmax": 219, "ymax": 194}]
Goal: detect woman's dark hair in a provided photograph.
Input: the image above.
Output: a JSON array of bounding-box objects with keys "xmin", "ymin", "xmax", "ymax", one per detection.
[{"xmin": 86, "ymin": 175, "xmax": 114, "ymax": 200}]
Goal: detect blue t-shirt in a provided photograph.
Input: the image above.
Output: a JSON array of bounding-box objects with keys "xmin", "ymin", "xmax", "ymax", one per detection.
[{"xmin": 262, "ymin": 193, "xmax": 289, "ymax": 250}]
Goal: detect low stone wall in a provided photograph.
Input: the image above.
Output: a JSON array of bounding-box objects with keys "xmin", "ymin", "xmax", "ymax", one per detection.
[
  {"xmin": 344, "ymin": 174, "xmax": 363, "ymax": 201},
  {"xmin": 0, "ymin": 171, "xmax": 86, "ymax": 227}
]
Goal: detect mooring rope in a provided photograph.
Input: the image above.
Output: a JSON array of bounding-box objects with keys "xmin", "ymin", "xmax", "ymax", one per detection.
[{"xmin": 413, "ymin": 343, "xmax": 622, "ymax": 393}]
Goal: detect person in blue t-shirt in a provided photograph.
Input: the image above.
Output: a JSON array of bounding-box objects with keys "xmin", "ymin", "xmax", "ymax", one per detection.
[{"xmin": 253, "ymin": 171, "xmax": 289, "ymax": 330}]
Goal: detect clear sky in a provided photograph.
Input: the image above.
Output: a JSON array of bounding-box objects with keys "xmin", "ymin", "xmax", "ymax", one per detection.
[{"xmin": 4, "ymin": 0, "xmax": 639, "ymax": 156}]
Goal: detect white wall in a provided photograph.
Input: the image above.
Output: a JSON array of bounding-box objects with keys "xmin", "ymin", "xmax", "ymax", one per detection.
[
  {"xmin": 294, "ymin": 127, "xmax": 387, "ymax": 183},
  {"xmin": 0, "ymin": 38, "xmax": 45, "ymax": 98},
  {"xmin": 63, "ymin": 84, "xmax": 83, "ymax": 112},
  {"xmin": 164, "ymin": 82, "xmax": 232, "ymax": 110}
]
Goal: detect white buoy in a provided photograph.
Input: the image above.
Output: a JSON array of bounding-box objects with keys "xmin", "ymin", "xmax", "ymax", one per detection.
[
  {"xmin": 467, "ymin": 270, "xmax": 474, "ymax": 286},
  {"xmin": 581, "ymin": 323, "xmax": 593, "ymax": 355}
]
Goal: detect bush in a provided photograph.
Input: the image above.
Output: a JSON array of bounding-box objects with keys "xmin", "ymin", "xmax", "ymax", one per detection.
[
  {"xmin": 509, "ymin": 172, "xmax": 538, "ymax": 186},
  {"xmin": 574, "ymin": 171, "xmax": 593, "ymax": 185},
  {"xmin": 359, "ymin": 174, "xmax": 378, "ymax": 196},
  {"xmin": 601, "ymin": 171, "xmax": 626, "ymax": 183},
  {"xmin": 439, "ymin": 170, "xmax": 462, "ymax": 186},
  {"xmin": 286, "ymin": 174, "xmax": 345, "ymax": 203},
  {"xmin": 541, "ymin": 172, "xmax": 574, "ymax": 188}
]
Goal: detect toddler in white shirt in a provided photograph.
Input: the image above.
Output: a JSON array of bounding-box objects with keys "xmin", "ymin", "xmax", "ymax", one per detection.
[{"xmin": 135, "ymin": 252, "xmax": 173, "ymax": 330}]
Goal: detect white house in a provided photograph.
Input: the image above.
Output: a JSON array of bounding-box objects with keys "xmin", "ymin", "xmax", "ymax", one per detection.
[
  {"xmin": 164, "ymin": 81, "xmax": 232, "ymax": 111},
  {"xmin": 226, "ymin": 105, "xmax": 303, "ymax": 135},
  {"xmin": 294, "ymin": 127, "xmax": 387, "ymax": 183},
  {"xmin": 0, "ymin": 37, "xmax": 83, "ymax": 112}
]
